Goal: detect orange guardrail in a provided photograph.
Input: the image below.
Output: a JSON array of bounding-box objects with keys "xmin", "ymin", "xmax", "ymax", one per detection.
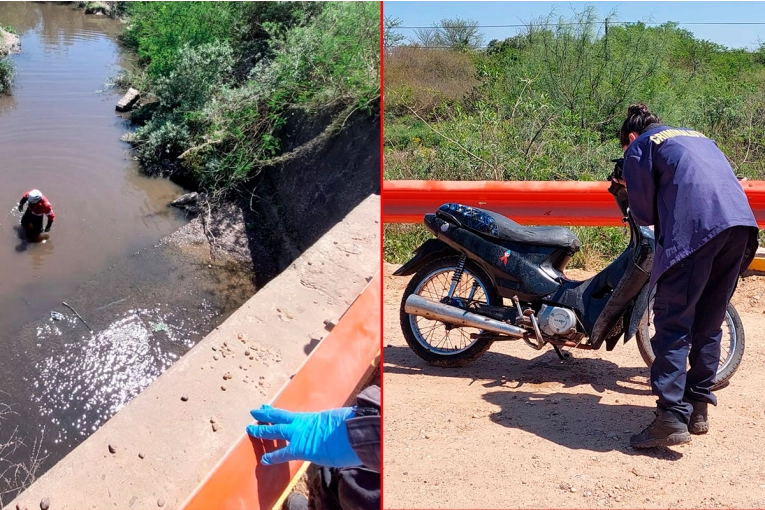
[
  {"xmin": 180, "ymin": 272, "xmax": 381, "ymax": 510},
  {"xmin": 383, "ymin": 180, "xmax": 765, "ymax": 227}
]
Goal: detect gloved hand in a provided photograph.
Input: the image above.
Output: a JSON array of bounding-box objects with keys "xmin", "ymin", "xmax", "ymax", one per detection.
[
  {"xmin": 247, "ymin": 404, "xmax": 362, "ymax": 468},
  {"xmin": 17, "ymin": 204, "xmax": 22, "ymax": 212}
]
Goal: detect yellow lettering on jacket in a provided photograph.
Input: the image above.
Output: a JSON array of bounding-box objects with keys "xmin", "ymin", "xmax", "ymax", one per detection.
[{"xmin": 649, "ymin": 128, "xmax": 707, "ymax": 145}]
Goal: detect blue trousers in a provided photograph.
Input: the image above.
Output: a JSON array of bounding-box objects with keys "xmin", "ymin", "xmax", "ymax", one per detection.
[{"xmin": 650, "ymin": 226, "xmax": 752, "ymax": 423}]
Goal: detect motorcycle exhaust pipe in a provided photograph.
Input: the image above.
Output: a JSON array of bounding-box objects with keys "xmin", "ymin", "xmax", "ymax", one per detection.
[{"xmin": 404, "ymin": 294, "xmax": 528, "ymax": 339}]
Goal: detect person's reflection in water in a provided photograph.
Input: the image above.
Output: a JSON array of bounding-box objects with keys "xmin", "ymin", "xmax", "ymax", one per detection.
[
  {"xmin": 28, "ymin": 236, "xmax": 55, "ymax": 270},
  {"xmin": 14, "ymin": 225, "xmax": 55, "ymax": 270}
]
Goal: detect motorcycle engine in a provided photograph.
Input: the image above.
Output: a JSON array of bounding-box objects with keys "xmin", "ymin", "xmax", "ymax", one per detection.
[{"xmin": 537, "ymin": 305, "xmax": 578, "ymax": 336}]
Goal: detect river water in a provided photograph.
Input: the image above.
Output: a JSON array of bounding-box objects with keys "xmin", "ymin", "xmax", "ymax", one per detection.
[
  {"xmin": 0, "ymin": 3, "xmax": 187, "ymax": 335},
  {"xmin": 0, "ymin": 4, "xmax": 259, "ymax": 500}
]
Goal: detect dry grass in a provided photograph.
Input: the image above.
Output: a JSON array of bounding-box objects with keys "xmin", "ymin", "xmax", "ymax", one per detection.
[
  {"xmin": 384, "ymin": 46, "xmax": 479, "ymax": 118},
  {"xmin": 0, "ymin": 398, "xmax": 47, "ymax": 508}
]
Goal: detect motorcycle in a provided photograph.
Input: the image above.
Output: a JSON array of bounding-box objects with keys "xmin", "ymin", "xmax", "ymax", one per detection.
[{"xmin": 395, "ymin": 159, "xmax": 745, "ymax": 389}]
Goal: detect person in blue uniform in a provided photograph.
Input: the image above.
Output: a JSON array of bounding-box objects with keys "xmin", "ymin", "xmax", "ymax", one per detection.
[{"xmin": 615, "ymin": 104, "xmax": 759, "ymax": 448}]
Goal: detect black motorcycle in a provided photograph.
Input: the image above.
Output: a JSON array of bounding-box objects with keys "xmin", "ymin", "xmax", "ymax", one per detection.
[{"xmin": 395, "ymin": 160, "xmax": 745, "ymax": 389}]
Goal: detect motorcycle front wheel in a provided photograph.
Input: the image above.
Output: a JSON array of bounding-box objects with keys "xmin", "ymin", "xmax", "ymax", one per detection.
[
  {"xmin": 399, "ymin": 256, "xmax": 501, "ymax": 367},
  {"xmin": 636, "ymin": 301, "xmax": 745, "ymax": 390}
]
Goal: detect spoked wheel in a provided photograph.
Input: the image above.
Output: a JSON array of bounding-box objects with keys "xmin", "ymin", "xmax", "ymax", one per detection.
[
  {"xmin": 399, "ymin": 256, "xmax": 501, "ymax": 367},
  {"xmin": 636, "ymin": 300, "xmax": 745, "ymax": 390}
]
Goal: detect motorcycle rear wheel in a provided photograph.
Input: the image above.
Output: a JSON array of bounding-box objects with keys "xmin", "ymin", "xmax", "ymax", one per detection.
[
  {"xmin": 636, "ymin": 301, "xmax": 744, "ymax": 390},
  {"xmin": 400, "ymin": 256, "xmax": 501, "ymax": 367}
]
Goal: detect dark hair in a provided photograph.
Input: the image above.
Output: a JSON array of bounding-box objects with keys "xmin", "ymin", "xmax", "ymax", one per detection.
[{"xmin": 619, "ymin": 104, "xmax": 660, "ymax": 147}]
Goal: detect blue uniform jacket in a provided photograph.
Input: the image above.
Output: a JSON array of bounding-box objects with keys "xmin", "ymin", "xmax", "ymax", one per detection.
[{"xmin": 623, "ymin": 124, "xmax": 759, "ymax": 289}]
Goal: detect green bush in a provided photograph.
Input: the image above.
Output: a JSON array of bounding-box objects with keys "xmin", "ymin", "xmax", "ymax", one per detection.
[
  {"xmin": 121, "ymin": 2, "xmax": 238, "ymax": 78},
  {"xmin": 249, "ymin": 2, "xmax": 379, "ymax": 106},
  {"xmin": 152, "ymin": 42, "xmax": 234, "ymax": 112},
  {"xmin": 122, "ymin": 2, "xmax": 379, "ymax": 198},
  {"xmin": 0, "ymin": 57, "xmax": 13, "ymax": 94},
  {"xmin": 134, "ymin": 115, "xmax": 190, "ymax": 168}
]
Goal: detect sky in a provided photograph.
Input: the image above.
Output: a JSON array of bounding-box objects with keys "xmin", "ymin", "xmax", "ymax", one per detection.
[{"xmin": 384, "ymin": 2, "xmax": 765, "ymax": 50}]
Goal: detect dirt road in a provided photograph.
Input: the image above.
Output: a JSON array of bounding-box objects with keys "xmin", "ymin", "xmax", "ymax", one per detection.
[{"xmin": 383, "ymin": 263, "xmax": 765, "ymax": 509}]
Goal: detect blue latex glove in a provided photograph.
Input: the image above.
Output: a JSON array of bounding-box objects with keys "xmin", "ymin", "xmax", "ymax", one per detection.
[{"xmin": 247, "ymin": 404, "xmax": 363, "ymax": 468}]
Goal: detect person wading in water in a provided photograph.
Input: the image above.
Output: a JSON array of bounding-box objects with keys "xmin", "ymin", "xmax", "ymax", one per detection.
[{"xmin": 18, "ymin": 189, "xmax": 55, "ymax": 239}]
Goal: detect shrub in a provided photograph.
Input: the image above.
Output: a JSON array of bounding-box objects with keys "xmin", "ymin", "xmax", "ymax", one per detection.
[
  {"xmin": 385, "ymin": 46, "xmax": 478, "ymax": 119},
  {"xmin": 0, "ymin": 57, "xmax": 13, "ymax": 94}
]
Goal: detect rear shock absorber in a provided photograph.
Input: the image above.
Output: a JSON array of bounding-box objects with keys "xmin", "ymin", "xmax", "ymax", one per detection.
[{"xmin": 446, "ymin": 255, "xmax": 467, "ymax": 301}]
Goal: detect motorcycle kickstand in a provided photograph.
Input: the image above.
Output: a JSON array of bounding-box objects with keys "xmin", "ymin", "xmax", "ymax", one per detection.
[{"xmin": 552, "ymin": 345, "xmax": 570, "ymax": 361}]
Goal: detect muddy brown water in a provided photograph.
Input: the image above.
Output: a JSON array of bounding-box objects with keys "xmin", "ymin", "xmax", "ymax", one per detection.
[
  {"xmin": 0, "ymin": 3, "xmax": 188, "ymax": 334},
  {"xmin": 0, "ymin": 4, "xmax": 257, "ymax": 500}
]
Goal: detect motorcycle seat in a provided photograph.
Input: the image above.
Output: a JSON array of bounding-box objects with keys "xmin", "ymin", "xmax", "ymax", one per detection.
[{"xmin": 436, "ymin": 203, "xmax": 581, "ymax": 251}]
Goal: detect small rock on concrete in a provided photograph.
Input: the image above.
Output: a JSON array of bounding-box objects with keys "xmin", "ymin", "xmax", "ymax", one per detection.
[
  {"xmin": 108, "ymin": 444, "xmax": 117, "ymax": 454},
  {"xmin": 40, "ymin": 498, "xmax": 50, "ymax": 510},
  {"xmin": 157, "ymin": 497, "xmax": 165, "ymax": 507},
  {"xmin": 138, "ymin": 452, "xmax": 145, "ymax": 459},
  {"xmin": 181, "ymin": 394, "xmax": 189, "ymax": 402},
  {"xmin": 210, "ymin": 417, "xmax": 217, "ymax": 423},
  {"xmin": 323, "ymin": 318, "xmax": 337, "ymax": 332},
  {"xmin": 244, "ymin": 350, "xmax": 251, "ymax": 356},
  {"xmin": 116, "ymin": 88, "xmax": 140, "ymax": 112},
  {"xmin": 221, "ymin": 385, "xmax": 227, "ymax": 391},
  {"xmin": 212, "ymin": 423, "xmax": 219, "ymax": 432}
]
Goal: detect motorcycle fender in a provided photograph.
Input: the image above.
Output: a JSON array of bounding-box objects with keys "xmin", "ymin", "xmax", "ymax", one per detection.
[
  {"xmin": 624, "ymin": 283, "xmax": 653, "ymax": 343},
  {"xmin": 392, "ymin": 239, "xmax": 457, "ymax": 276}
]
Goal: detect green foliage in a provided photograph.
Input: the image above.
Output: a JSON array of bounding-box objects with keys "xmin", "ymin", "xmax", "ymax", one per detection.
[
  {"xmin": 122, "ymin": 2, "xmax": 238, "ymax": 78},
  {"xmin": 569, "ymin": 226, "xmax": 627, "ymax": 270},
  {"xmin": 384, "ymin": 224, "xmax": 434, "ymax": 264},
  {"xmin": 123, "ymin": 2, "xmax": 379, "ymax": 197},
  {"xmin": 386, "ymin": 9, "xmax": 765, "ymax": 181},
  {"xmin": 134, "ymin": 115, "xmax": 190, "ymax": 166},
  {"xmin": 413, "ymin": 17, "xmax": 484, "ymax": 51},
  {"xmin": 0, "ymin": 57, "xmax": 13, "ymax": 94},
  {"xmin": 250, "ymin": 2, "xmax": 379, "ymax": 105},
  {"xmin": 152, "ymin": 42, "xmax": 234, "ymax": 112},
  {"xmin": 384, "ymin": 16, "xmax": 407, "ymax": 48},
  {"xmin": 385, "ymin": 6, "xmax": 765, "ymax": 265}
]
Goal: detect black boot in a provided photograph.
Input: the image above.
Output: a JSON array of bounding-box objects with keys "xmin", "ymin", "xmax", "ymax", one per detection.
[
  {"xmin": 630, "ymin": 408, "xmax": 691, "ymax": 448},
  {"xmin": 282, "ymin": 493, "xmax": 308, "ymax": 510},
  {"xmin": 688, "ymin": 400, "xmax": 709, "ymax": 435}
]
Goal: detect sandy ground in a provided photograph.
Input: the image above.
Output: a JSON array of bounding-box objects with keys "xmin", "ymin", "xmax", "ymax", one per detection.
[{"xmin": 383, "ymin": 262, "xmax": 765, "ymax": 509}]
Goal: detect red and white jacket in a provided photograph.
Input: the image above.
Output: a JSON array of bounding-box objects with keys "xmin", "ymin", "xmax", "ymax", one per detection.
[{"xmin": 22, "ymin": 191, "xmax": 56, "ymax": 220}]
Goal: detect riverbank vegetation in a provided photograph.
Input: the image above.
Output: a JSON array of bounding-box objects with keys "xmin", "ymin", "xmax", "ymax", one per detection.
[
  {"xmin": 0, "ymin": 57, "xmax": 12, "ymax": 94},
  {"xmin": 117, "ymin": 2, "xmax": 379, "ymax": 200},
  {"xmin": 0, "ymin": 26, "xmax": 17, "ymax": 94},
  {"xmin": 384, "ymin": 6, "xmax": 765, "ymax": 268}
]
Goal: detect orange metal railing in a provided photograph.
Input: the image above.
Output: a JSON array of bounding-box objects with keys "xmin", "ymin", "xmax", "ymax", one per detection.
[
  {"xmin": 180, "ymin": 272, "xmax": 381, "ymax": 510},
  {"xmin": 383, "ymin": 180, "xmax": 765, "ymax": 227}
]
